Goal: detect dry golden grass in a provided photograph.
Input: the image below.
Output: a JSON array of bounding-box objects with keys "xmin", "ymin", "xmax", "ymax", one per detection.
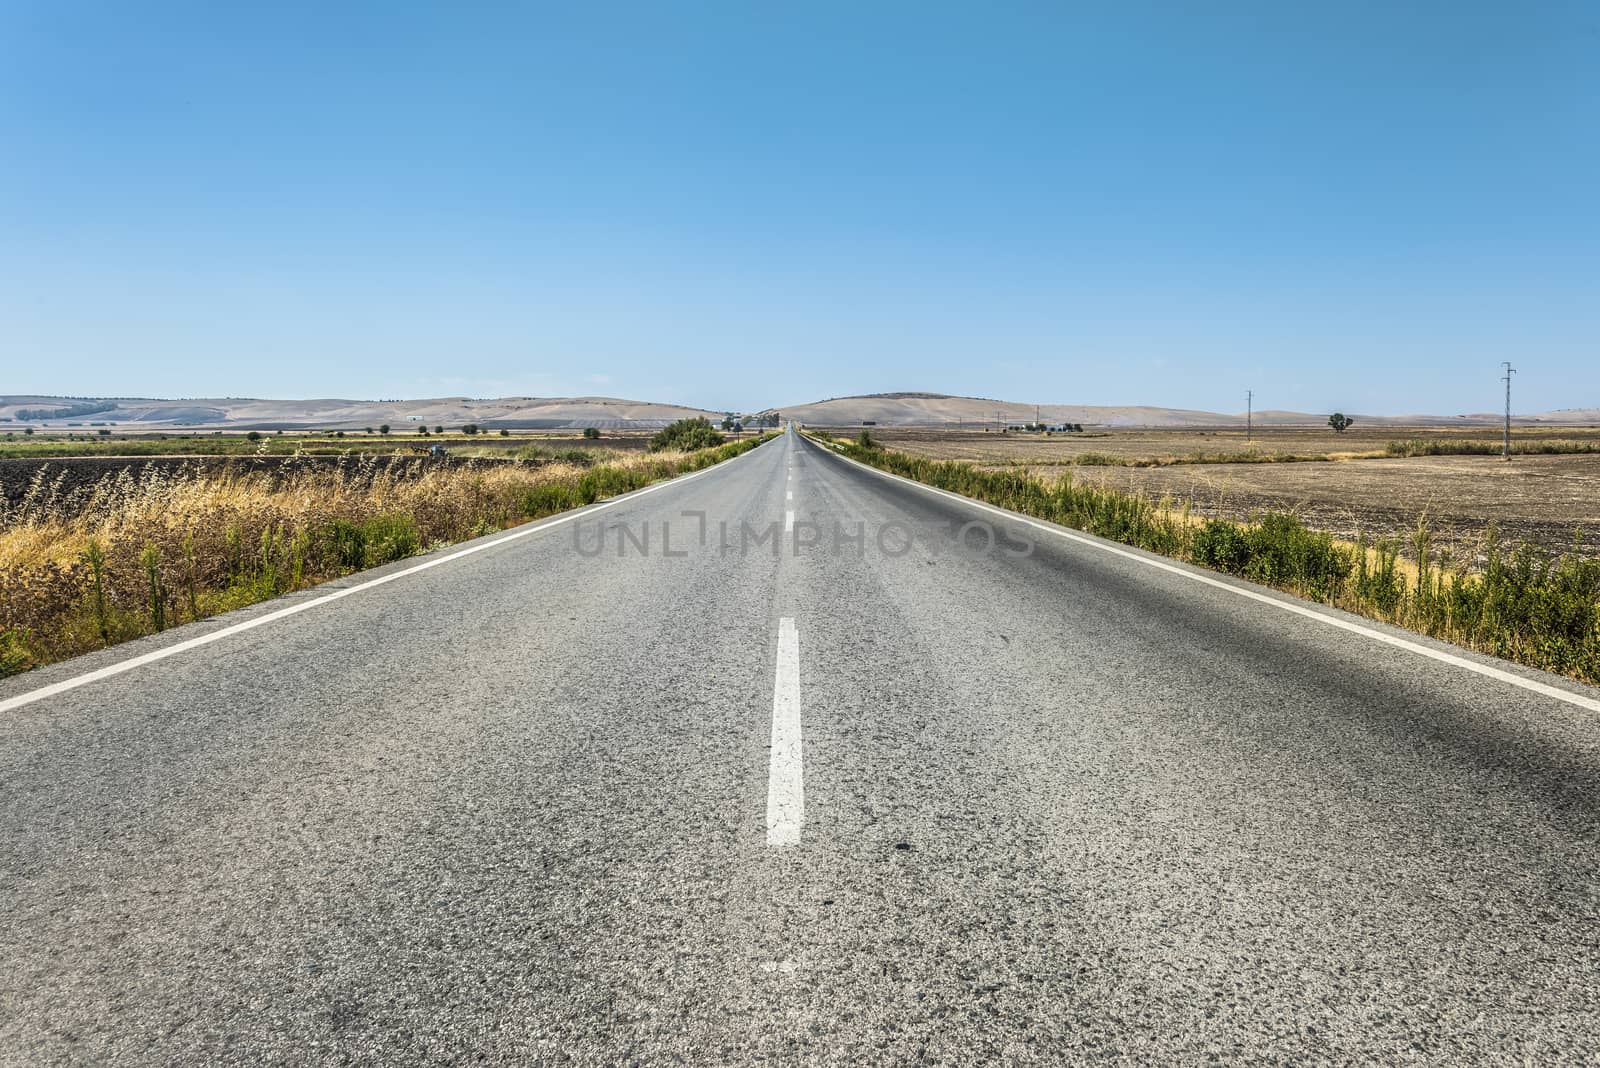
[
  {"xmin": 3, "ymin": 454, "xmax": 596, "ymax": 565},
  {"xmin": 0, "ymin": 441, "xmax": 763, "ymax": 676}
]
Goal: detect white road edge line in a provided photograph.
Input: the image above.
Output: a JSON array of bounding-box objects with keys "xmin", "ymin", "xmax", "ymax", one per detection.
[
  {"xmin": 766, "ymin": 617, "xmax": 804, "ymax": 846},
  {"xmin": 810, "ymin": 439, "xmax": 1600, "ymax": 715},
  {"xmin": 0, "ymin": 438, "xmax": 778, "ymax": 716}
]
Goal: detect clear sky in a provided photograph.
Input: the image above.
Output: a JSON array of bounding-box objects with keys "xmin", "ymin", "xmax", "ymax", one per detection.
[{"xmin": 2, "ymin": 2, "xmax": 1595, "ymax": 415}]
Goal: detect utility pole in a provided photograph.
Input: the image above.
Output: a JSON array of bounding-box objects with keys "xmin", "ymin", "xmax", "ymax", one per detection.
[
  {"xmin": 1502, "ymin": 362, "xmax": 1516, "ymax": 460},
  {"xmin": 1246, "ymin": 390, "xmax": 1253, "ymax": 442}
]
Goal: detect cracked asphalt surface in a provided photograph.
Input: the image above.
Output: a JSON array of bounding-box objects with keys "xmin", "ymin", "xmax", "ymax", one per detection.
[{"xmin": 2, "ymin": 428, "xmax": 1599, "ymax": 1064}]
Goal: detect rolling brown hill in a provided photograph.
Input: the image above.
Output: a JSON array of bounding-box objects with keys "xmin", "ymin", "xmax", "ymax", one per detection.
[
  {"xmin": 769, "ymin": 393, "xmax": 1599, "ymax": 428},
  {"xmin": 0, "ymin": 396, "xmax": 721, "ymax": 431}
]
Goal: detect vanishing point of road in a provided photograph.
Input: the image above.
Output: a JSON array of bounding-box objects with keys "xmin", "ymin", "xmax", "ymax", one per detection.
[{"xmin": 3, "ymin": 428, "xmax": 1598, "ymax": 1063}]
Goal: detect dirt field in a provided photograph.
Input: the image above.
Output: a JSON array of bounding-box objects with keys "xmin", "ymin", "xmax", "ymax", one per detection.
[
  {"xmin": 859, "ymin": 425, "xmax": 1600, "ymax": 465},
  {"xmin": 866, "ymin": 427, "xmax": 1600, "ymax": 563},
  {"xmin": 0, "ymin": 429, "xmax": 662, "ymax": 460}
]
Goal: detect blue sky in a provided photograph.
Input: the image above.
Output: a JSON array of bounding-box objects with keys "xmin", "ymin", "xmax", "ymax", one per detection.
[{"xmin": 2, "ymin": 2, "xmax": 1595, "ymax": 415}]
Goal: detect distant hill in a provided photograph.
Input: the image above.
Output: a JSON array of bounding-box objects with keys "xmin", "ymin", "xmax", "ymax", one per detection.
[
  {"xmin": 5, "ymin": 392, "xmax": 1595, "ymax": 431},
  {"xmin": 770, "ymin": 393, "xmax": 1600, "ymax": 428},
  {"xmin": 0, "ymin": 396, "xmax": 720, "ymax": 431}
]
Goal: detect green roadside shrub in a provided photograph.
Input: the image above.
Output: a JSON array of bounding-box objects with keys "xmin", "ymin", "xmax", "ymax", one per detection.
[
  {"xmin": 1191, "ymin": 520, "xmax": 1251, "ymax": 573},
  {"xmin": 650, "ymin": 417, "xmax": 725, "ymax": 452},
  {"xmin": 323, "ymin": 519, "xmax": 367, "ymax": 571},
  {"xmin": 321, "ymin": 514, "xmax": 420, "ymax": 571},
  {"xmin": 0, "ymin": 629, "xmax": 30, "ymax": 678},
  {"xmin": 360, "ymin": 514, "xmax": 421, "ymax": 566},
  {"xmin": 522, "ymin": 483, "xmax": 575, "ymax": 516}
]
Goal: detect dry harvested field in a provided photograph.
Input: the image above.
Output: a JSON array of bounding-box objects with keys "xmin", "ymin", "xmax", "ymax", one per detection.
[
  {"xmin": 863, "ymin": 426, "xmax": 1600, "ymax": 563},
  {"xmin": 856, "ymin": 424, "xmax": 1600, "ymax": 464}
]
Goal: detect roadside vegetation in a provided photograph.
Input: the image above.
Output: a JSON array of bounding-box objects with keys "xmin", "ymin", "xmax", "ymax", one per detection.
[
  {"xmin": 474, "ymin": 444, "xmax": 600, "ymax": 464},
  {"xmin": 649, "ymin": 417, "xmax": 725, "ymax": 452},
  {"xmin": 819, "ymin": 435, "xmax": 1600, "ymax": 684},
  {"xmin": 1383, "ymin": 438, "xmax": 1600, "ymax": 457},
  {"xmin": 0, "ymin": 436, "xmax": 771, "ymax": 677}
]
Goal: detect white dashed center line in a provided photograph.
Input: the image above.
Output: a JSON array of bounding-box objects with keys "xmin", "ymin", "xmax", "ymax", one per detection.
[{"xmin": 766, "ymin": 617, "xmax": 804, "ymax": 847}]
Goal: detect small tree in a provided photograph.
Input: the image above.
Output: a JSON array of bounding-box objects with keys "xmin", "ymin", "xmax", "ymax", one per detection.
[
  {"xmin": 462, "ymin": 424, "xmax": 480, "ymax": 435},
  {"xmin": 23, "ymin": 427, "xmax": 33, "ymax": 436},
  {"xmin": 1328, "ymin": 413, "xmax": 1354, "ymax": 433},
  {"xmin": 434, "ymin": 425, "xmax": 443, "ymax": 435},
  {"xmin": 499, "ymin": 428, "xmax": 510, "ymax": 436},
  {"xmin": 379, "ymin": 423, "xmax": 391, "ymax": 436},
  {"xmin": 365, "ymin": 426, "xmax": 375, "ymax": 435},
  {"xmin": 246, "ymin": 430, "xmax": 262, "ymax": 442},
  {"xmin": 649, "ymin": 417, "xmax": 724, "ymax": 452},
  {"xmin": 582, "ymin": 427, "xmax": 601, "ymax": 440}
]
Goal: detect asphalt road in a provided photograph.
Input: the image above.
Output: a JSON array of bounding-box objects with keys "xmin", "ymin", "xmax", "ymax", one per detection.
[{"xmin": 3, "ymin": 427, "xmax": 1599, "ymax": 1064}]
